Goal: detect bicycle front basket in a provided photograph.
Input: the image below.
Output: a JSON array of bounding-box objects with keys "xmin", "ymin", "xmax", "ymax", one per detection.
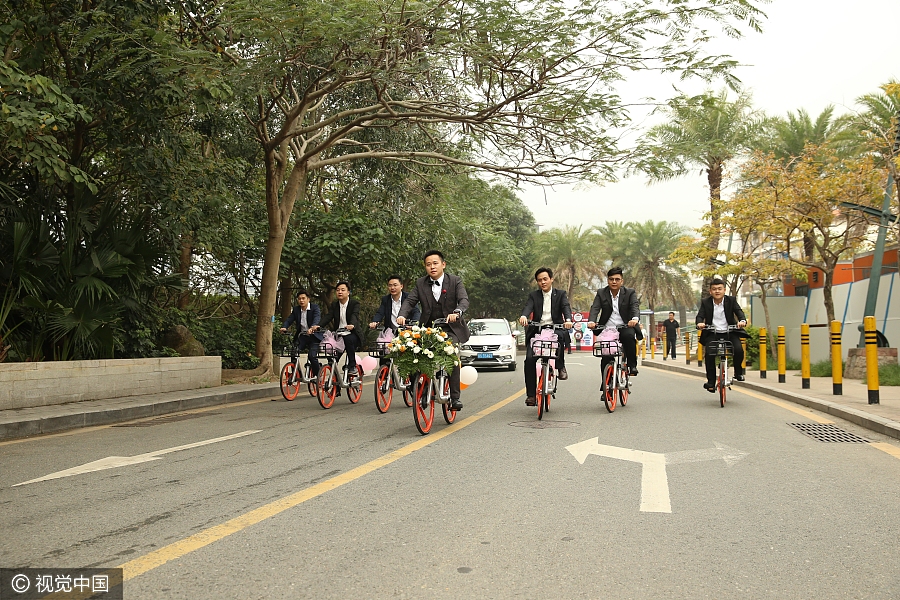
[
  {"xmin": 368, "ymin": 341, "xmax": 391, "ymax": 358},
  {"xmin": 708, "ymin": 340, "xmax": 733, "ymax": 357},
  {"xmin": 531, "ymin": 339, "xmax": 559, "ymax": 357},
  {"xmin": 593, "ymin": 340, "xmax": 621, "ymax": 357},
  {"xmin": 317, "ymin": 342, "xmax": 340, "ymax": 358}
]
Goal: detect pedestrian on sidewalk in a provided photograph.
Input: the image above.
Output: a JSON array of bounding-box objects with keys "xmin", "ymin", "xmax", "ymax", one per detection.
[{"xmin": 662, "ymin": 312, "xmax": 679, "ymax": 360}]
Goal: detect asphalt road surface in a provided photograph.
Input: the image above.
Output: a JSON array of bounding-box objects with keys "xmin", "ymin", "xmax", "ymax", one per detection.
[{"xmin": 2, "ymin": 356, "xmax": 899, "ymax": 599}]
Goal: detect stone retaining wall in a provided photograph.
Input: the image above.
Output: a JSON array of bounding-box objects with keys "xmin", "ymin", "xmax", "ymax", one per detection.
[{"xmin": 0, "ymin": 357, "xmax": 221, "ymax": 410}]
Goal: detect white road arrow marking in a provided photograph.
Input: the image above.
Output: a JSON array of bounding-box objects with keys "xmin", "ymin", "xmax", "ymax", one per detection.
[
  {"xmin": 13, "ymin": 430, "xmax": 261, "ymax": 487},
  {"xmin": 565, "ymin": 439, "xmax": 747, "ymax": 513}
]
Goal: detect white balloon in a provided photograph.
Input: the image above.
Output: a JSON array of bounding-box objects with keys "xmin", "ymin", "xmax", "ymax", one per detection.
[{"xmin": 460, "ymin": 365, "xmax": 479, "ymax": 386}]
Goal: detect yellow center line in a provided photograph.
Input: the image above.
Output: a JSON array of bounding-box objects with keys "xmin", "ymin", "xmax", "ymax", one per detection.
[
  {"xmin": 118, "ymin": 388, "xmax": 526, "ymax": 582},
  {"xmin": 870, "ymin": 442, "xmax": 900, "ymax": 460}
]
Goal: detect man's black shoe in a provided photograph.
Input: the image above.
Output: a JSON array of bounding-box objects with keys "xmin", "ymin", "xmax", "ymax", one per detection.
[
  {"xmin": 703, "ymin": 382, "xmax": 716, "ymax": 393},
  {"xmin": 525, "ymin": 396, "xmax": 537, "ymax": 406},
  {"xmin": 734, "ymin": 374, "xmax": 745, "ymax": 382},
  {"xmin": 557, "ymin": 368, "xmax": 568, "ymax": 380},
  {"xmin": 663, "ymin": 357, "xmax": 667, "ymax": 361},
  {"xmin": 629, "ymin": 367, "xmax": 638, "ymax": 376},
  {"xmin": 450, "ymin": 399, "xmax": 463, "ymax": 411}
]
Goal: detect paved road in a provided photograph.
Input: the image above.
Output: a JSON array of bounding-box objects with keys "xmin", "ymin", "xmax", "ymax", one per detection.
[{"xmin": 3, "ymin": 357, "xmax": 900, "ymax": 599}]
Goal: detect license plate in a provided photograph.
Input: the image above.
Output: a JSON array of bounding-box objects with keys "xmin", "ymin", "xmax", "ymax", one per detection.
[{"xmin": 477, "ymin": 352, "xmax": 493, "ymax": 359}]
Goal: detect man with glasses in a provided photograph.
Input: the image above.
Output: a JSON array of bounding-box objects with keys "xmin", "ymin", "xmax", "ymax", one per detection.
[{"xmin": 587, "ymin": 267, "xmax": 642, "ymax": 376}]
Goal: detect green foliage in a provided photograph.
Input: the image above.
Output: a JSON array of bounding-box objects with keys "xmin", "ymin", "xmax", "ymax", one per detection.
[
  {"xmin": 743, "ymin": 325, "xmax": 760, "ymax": 368},
  {"xmin": 810, "ymin": 359, "xmax": 842, "ymax": 377},
  {"xmin": 878, "ymin": 364, "xmax": 900, "ymax": 386}
]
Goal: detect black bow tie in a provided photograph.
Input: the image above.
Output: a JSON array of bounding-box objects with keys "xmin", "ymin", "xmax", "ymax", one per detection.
[{"xmin": 431, "ymin": 279, "xmax": 441, "ymax": 286}]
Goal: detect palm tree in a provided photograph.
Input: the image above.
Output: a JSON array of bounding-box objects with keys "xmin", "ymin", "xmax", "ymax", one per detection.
[
  {"xmin": 636, "ymin": 89, "xmax": 768, "ymax": 291},
  {"xmin": 533, "ymin": 225, "xmax": 606, "ymax": 309},
  {"xmin": 619, "ymin": 221, "xmax": 695, "ymax": 336},
  {"xmin": 846, "ymin": 81, "xmax": 900, "ymax": 207}
]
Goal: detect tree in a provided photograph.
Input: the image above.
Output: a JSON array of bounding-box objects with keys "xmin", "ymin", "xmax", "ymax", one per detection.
[
  {"xmin": 845, "ymin": 81, "xmax": 900, "ymax": 210},
  {"xmin": 635, "ymin": 89, "xmax": 768, "ymax": 290},
  {"xmin": 177, "ymin": 0, "xmax": 767, "ymax": 373},
  {"xmin": 740, "ymin": 146, "xmax": 885, "ymax": 323},
  {"xmin": 533, "ymin": 225, "xmax": 606, "ymax": 305},
  {"xmin": 621, "ymin": 221, "xmax": 695, "ymax": 336}
]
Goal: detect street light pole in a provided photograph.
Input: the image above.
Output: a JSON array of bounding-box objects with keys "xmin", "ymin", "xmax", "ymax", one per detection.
[{"xmin": 857, "ymin": 112, "xmax": 900, "ymax": 347}]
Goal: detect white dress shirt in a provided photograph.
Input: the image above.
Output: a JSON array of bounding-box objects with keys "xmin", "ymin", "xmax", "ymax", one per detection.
[
  {"xmin": 339, "ymin": 300, "xmax": 349, "ymax": 328},
  {"xmin": 299, "ymin": 309, "xmax": 308, "ymax": 333},
  {"xmin": 390, "ymin": 296, "xmax": 402, "ymax": 329},
  {"xmin": 712, "ymin": 299, "xmax": 728, "ymax": 332},
  {"xmin": 607, "ymin": 291, "xmax": 625, "ymax": 329},
  {"xmin": 431, "ymin": 275, "xmax": 444, "ymax": 302},
  {"xmin": 540, "ymin": 290, "xmax": 553, "ymax": 326}
]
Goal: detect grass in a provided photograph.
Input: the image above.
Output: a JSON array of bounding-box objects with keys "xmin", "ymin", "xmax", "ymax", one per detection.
[
  {"xmin": 747, "ymin": 358, "xmax": 900, "ymax": 386},
  {"xmin": 878, "ymin": 364, "xmax": 900, "ymax": 386}
]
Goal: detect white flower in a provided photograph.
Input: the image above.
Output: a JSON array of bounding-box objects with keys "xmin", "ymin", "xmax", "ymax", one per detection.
[
  {"xmin": 425, "ymin": 350, "xmax": 434, "ymax": 358},
  {"xmin": 406, "ymin": 341, "xmax": 415, "ymax": 348},
  {"xmin": 412, "ymin": 346, "xmax": 421, "ymax": 354},
  {"xmin": 444, "ymin": 345, "xmax": 455, "ymax": 355},
  {"xmin": 413, "ymin": 358, "xmax": 419, "ymax": 363}
]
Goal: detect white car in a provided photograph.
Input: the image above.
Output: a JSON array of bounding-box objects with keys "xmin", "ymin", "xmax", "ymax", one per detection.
[{"xmin": 460, "ymin": 319, "xmax": 518, "ymax": 371}]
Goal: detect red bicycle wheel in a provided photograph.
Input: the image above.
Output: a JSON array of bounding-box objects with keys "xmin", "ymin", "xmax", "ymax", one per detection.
[
  {"xmin": 603, "ymin": 363, "xmax": 617, "ymax": 413},
  {"xmin": 374, "ymin": 365, "xmax": 392, "ymax": 413},
  {"xmin": 412, "ymin": 373, "xmax": 434, "ymax": 435},
  {"xmin": 719, "ymin": 363, "xmax": 727, "ymax": 407},
  {"xmin": 402, "ymin": 380, "xmax": 413, "ymax": 407},
  {"xmin": 441, "ymin": 377, "xmax": 456, "ymax": 424},
  {"xmin": 317, "ymin": 364, "xmax": 336, "ymax": 409},
  {"xmin": 347, "ymin": 365, "xmax": 363, "ymax": 404},
  {"xmin": 618, "ymin": 365, "xmax": 629, "ymax": 407},
  {"xmin": 545, "ymin": 364, "xmax": 554, "ymax": 412},
  {"xmin": 280, "ymin": 362, "xmax": 301, "ymax": 401}
]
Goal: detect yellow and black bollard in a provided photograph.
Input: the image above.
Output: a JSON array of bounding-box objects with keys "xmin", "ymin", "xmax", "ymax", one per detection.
[
  {"xmin": 777, "ymin": 326, "xmax": 786, "ymax": 383},
  {"xmin": 830, "ymin": 321, "xmax": 842, "ymax": 395},
  {"xmin": 759, "ymin": 327, "xmax": 767, "ymax": 379},
  {"xmin": 640, "ymin": 339, "xmax": 646, "ymax": 360},
  {"xmin": 800, "ymin": 323, "xmax": 811, "ymax": 389},
  {"xmin": 865, "ymin": 316, "xmax": 879, "ymax": 404},
  {"xmin": 650, "ymin": 337, "xmax": 655, "ymax": 360},
  {"xmin": 661, "ymin": 332, "xmax": 666, "ymax": 360},
  {"xmin": 697, "ymin": 336, "xmax": 703, "ymax": 367},
  {"xmin": 685, "ymin": 332, "xmax": 691, "ymax": 365}
]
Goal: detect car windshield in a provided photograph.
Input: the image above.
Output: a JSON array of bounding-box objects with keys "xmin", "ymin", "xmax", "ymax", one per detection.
[{"xmin": 468, "ymin": 322, "xmax": 509, "ymax": 336}]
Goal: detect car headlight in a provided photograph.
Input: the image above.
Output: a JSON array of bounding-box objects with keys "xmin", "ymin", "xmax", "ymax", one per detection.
[
  {"xmin": 500, "ymin": 344, "xmax": 512, "ymax": 350},
  {"xmin": 461, "ymin": 345, "xmax": 472, "ymax": 350}
]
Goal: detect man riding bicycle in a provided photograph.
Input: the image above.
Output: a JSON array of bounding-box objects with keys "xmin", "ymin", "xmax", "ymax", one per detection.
[
  {"xmin": 587, "ymin": 266, "xmax": 642, "ymax": 376},
  {"xmin": 279, "ymin": 289, "xmax": 323, "ymax": 378},
  {"xmin": 696, "ymin": 278, "xmax": 748, "ymax": 392},
  {"xmin": 519, "ymin": 267, "xmax": 573, "ymax": 407}
]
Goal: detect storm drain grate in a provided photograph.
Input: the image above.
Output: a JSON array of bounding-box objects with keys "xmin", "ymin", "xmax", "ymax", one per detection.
[
  {"xmin": 509, "ymin": 420, "xmax": 580, "ymax": 429},
  {"xmin": 788, "ymin": 422, "xmax": 869, "ymax": 443},
  {"xmin": 113, "ymin": 412, "xmax": 220, "ymax": 427}
]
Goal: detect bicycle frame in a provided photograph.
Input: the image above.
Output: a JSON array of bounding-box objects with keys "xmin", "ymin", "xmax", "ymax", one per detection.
[{"xmin": 593, "ymin": 337, "xmax": 630, "ymax": 412}]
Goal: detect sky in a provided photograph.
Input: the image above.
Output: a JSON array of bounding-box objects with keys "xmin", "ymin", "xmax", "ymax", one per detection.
[{"xmin": 518, "ymin": 0, "xmax": 900, "ymax": 233}]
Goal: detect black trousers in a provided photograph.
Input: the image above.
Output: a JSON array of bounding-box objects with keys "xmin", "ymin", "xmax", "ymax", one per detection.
[
  {"xmin": 703, "ymin": 333, "xmax": 745, "ymax": 383},
  {"xmin": 338, "ymin": 335, "xmax": 360, "ymax": 368},
  {"xmin": 524, "ymin": 339, "xmax": 567, "ymax": 396},
  {"xmin": 292, "ymin": 334, "xmax": 320, "ymax": 375},
  {"xmin": 666, "ymin": 335, "xmax": 677, "ymax": 359},
  {"xmin": 616, "ymin": 326, "xmax": 639, "ymax": 368}
]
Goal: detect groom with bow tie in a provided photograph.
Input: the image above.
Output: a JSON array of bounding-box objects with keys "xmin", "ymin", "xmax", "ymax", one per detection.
[{"xmin": 398, "ymin": 249, "xmax": 470, "ymax": 411}]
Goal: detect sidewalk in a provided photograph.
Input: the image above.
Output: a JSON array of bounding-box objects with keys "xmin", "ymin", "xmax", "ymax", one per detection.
[
  {"xmin": 0, "ymin": 382, "xmax": 281, "ymax": 441},
  {"xmin": 641, "ymin": 354, "xmax": 900, "ymax": 440}
]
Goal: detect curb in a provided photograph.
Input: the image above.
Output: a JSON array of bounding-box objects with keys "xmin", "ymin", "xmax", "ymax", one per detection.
[
  {"xmin": 0, "ymin": 383, "xmax": 281, "ymax": 442},
  {"xmin": 643, "ymin": 361, "xmax": 900, "ymax": 440}
]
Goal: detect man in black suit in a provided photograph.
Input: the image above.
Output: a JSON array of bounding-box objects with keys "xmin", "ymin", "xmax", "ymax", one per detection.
[
  {"xmin": 312, "ymin": 280, "xmax": 362, "ymax": 374},
  {"xmin": 587, "ymin": 266, "xmax": 642, "ymax": 376},
  {"xmin": 398, "ymin": 249, "xmax": 469, "ymax": 411},
  {"xmin": 369, "ymin": 275, "xmax": 420, "ymax": 334},
  {"xmin": 519, "ymin": 267, "xmax": 573, "ymax": 406},
  {"xmin": 696, "ymin": 278, "xmax": 748, "ymax": 391},
  {"xmin": 279, "ymin": 289, "xmax": 324, "ymax": 379}
]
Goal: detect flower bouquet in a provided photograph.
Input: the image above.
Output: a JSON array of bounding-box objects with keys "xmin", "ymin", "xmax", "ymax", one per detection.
[{"xmin": 388, "ymin": 325, "xmax": 460, "ymax": 378}]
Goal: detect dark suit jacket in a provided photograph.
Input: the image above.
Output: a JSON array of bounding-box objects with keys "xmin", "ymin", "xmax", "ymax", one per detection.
[
  {"xmin": 399, "ymin": 273, "xmax": 470, "ymax": 344},
  {"xmin": 588, "ymin": 286, "xmax": 643, "ymax": 341},
  {"xmin": 521, "ymin": 288, "xmax": 573, "ymax": 342},
  {"xmin": 695, "ymin": 295, "xmax": 748, "ymax": 346},
  {"xmin": 281, "ymin": 303, "xmax": 324, "ymax": 341},
  {"xmin": 318, "ymin": 299, "xmax": 363, "ymax": 345},
  {"xmin": 372, "ymin": 292, "xmax": 420, "ymax": 333}
]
